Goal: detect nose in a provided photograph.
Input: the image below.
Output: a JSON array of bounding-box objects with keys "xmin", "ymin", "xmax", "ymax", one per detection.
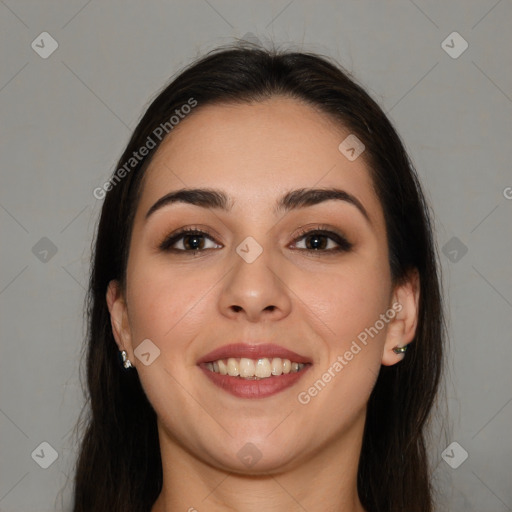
[{"xmin": 218, "ymin": 244, "xmax": 292, "ymax": 323}]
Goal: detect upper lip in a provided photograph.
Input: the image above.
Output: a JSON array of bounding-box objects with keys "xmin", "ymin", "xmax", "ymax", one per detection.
[{"xmin": 197, "ymin": 343, "xmax": 312, "ymax": 365}]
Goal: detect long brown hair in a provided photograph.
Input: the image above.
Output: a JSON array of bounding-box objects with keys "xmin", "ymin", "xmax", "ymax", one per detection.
[{"xmin": 72, "ymin": 42, "xmax": 445, "ymax": 512}]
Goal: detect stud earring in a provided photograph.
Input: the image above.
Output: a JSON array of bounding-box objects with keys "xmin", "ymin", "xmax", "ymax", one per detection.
[
  {"xmin": 392, "ymin": 345, "xmax": 408, "ymax": 354},
  {"xmin": 120, "ymin": 350, "xmax": 133, "ymax": 369}
]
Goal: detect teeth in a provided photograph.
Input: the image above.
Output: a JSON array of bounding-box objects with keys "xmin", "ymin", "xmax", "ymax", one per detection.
[
  {"xmin": 227, "ymin": 358, "xmax": 239, "ymax": 376},
  {"xmin": 218, "ymin": 359, "xmax": 228, "ymax": 375},
  {"xmin": 255, "ymin": 358, "xmax": 271, "ymax": 378},
  {"xmin": 239, "ymin": 358, "xmax": 255, "ymax": 378},
  {"xmin": 206, "ymin": 357, "xmax": 306, "ymax": 379},
  {"xmin": 271, "ymin": 357, "xmax": 282, "ymax": 375}
]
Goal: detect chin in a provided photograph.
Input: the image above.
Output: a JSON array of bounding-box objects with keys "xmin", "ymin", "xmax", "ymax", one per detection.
[
  {"xmin": 199, "ymin": 430, "xmax": 307, "ymax": 475},
  {"xmin": 209, "ymin": 446, "xmax": 304, "ymax": 475}
]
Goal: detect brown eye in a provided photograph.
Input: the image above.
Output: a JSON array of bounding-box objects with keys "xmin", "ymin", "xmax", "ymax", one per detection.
[
  {"xmin": 159, "ymin": 229, "xmax": 221, "ymax": 252},
  {"xmin": 158, "ymin": 226, "xmax": 352, "ymax": 255},
  {"xmin": 292, "ymin": 228, "xmax": 353, "ymax": 253}
]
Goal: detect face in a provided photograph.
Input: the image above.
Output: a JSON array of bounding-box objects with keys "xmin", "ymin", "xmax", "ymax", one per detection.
[{"xmin": 107, "ymin": 97, "xmax": 419, "ymax": 474}]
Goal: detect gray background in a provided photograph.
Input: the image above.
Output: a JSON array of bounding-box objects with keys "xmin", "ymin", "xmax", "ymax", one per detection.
[{"xmin": 1, "ymin": 1, "xmax": 511, "ymax": 511}]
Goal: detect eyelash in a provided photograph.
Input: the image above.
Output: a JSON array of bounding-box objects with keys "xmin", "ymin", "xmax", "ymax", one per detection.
[{"xmin": 158, "ymin": 224, "xmax": 353, "ymax": 255}]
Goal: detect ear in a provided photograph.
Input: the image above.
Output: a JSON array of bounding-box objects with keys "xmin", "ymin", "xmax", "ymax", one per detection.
[
  {"xmin": 381, "ymin": 269, "xmax": 420, "ymax": 366},
  {"xmin": 106, "ymin": 279, "xmax": 135, "ymax": 365}
]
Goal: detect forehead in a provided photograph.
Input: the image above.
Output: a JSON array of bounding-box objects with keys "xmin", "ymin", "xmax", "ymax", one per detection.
[{"xmin": 137, "ymin": 97, "xmax": 382, "ymax": 225}]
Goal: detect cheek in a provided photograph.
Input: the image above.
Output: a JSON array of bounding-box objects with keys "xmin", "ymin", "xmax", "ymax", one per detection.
[
  {"xmin": 295, "ymin": 257, "xmax": 392, "ymax": 412},
  {"xmin": 295, "ymin": 274, "xmax": 389, "ymax": 428},
  {"xmin": 297, "ymin": 257, "xmax": 392, "ymax": 344},
  {"xmin": 125, "ymin": 255, "xmax": 203, "ymax": 345}
]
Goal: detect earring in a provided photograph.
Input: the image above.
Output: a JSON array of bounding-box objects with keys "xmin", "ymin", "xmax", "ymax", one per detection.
[
  {"xmin": 392, "ymin": 345, "xmax": 408, "ymax": 354},
  {"xmin": 120, "ymin": 350, "xmax": 133, "ymax": 369}
]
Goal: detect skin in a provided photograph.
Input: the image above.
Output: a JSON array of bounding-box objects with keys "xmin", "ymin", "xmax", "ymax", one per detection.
[{"xmin": 107, "ymin": 97, "xmax": 419, "ymax": 512}]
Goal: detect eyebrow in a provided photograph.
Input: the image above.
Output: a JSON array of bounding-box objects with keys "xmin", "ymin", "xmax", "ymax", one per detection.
[{"xmin": 145, "ymin": 187, "xmax": 371, "ymax": 224}]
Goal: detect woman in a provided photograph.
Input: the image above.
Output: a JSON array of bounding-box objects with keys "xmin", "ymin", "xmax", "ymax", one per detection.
[{"xmin": 73, "ymin": 42, "xmax": 445, "ymax": 511}]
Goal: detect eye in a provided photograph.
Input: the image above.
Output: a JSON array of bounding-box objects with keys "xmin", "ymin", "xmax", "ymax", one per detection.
[
  {"xmin": 158, "ymin": 227, "xmax": 222, "ymax": 253},
  {"xmin": 158, "ymin": 225, "xmax": 352, "ymax": 255},
  {"xmin": 291, "ymin": 225, "xmax": 353, "ymax": 254}
]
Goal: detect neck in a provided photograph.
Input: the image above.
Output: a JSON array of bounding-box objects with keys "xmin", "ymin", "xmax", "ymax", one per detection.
[{"xmin": 151, "ymin": 414, "xmax": 367, "ymax": 512}]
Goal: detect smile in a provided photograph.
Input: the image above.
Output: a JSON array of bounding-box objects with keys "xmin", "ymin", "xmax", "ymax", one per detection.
[
  {"xmin": 197, "ymin": 343, "xmax": 312, "ymax": 398},
  {"xmin": 205, "ymin": 357, "xmax": 307, "ymax": 379}
]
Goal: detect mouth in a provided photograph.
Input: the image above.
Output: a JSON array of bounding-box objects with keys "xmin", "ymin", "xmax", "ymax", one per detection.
[
  {"xmin": 204, "ymin": 357, "xmax": 309, "ymax": 378},
  {"xmin": 197, "ymin": 343, "xmax": 312, "ymax": 399}
]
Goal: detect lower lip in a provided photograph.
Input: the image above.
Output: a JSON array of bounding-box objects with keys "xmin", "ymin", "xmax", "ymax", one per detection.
[{"xmin": 199, "ymin": 364, "xmax": 311, "ymax": 399}]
